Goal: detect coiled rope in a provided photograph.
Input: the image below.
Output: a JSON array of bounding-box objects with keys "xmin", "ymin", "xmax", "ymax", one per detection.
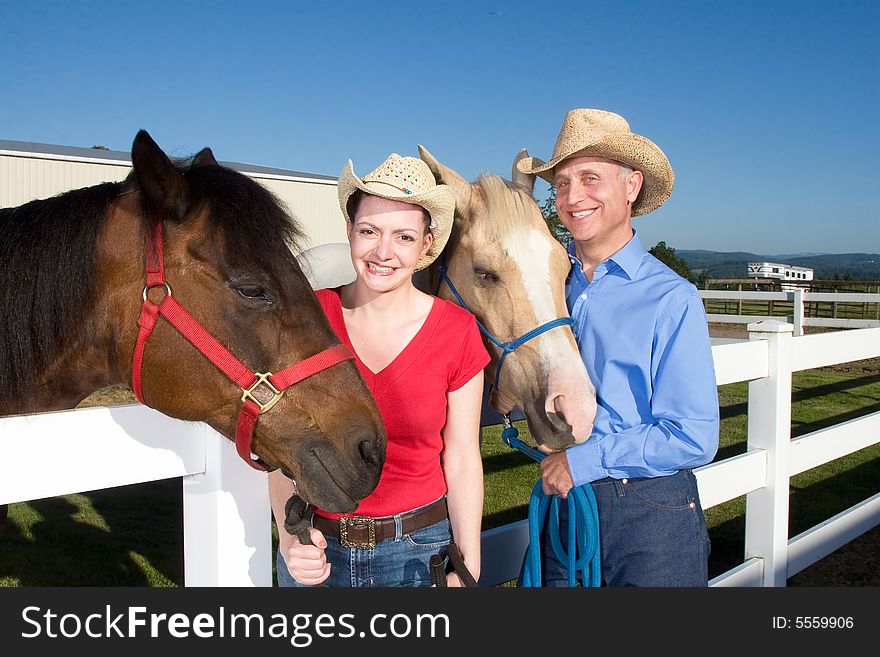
[{"xmin": 502, "ymin": 416, "xmax": 601, "ymax": 587}]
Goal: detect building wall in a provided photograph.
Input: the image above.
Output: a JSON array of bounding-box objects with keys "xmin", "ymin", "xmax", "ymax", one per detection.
[{"xmin": 0, "ymin": 150, "xmax": 348, "ymax": 251}]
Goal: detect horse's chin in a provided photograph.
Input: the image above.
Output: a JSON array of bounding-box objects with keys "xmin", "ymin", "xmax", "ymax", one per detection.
[
  {"xmin": 524, "ymin": 402, "xmax": 577, "ymax": 451},
  {"xmin": 291, "ymin": 438, "xmax": 382, "ymax": 513}
]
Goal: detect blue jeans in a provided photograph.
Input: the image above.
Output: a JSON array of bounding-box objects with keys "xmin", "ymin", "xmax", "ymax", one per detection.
[
  {"xmin": 533, "ymin": 469, "xmax": 710, "ymax": 587},
  {"xmin": 276, "ymin": 512, "xmax": 452, "ymax": 588}
]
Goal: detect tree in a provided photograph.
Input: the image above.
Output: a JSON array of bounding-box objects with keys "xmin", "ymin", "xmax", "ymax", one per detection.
[
  {"xmin": 649, "ymin": 241, "xmax": 698, "ymax": 283},
  {"xmin": 538, "ymin": 188, "xmax": 571, "ymax": 246}
]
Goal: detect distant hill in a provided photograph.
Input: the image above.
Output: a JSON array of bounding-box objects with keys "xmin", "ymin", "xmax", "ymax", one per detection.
[{"xmin": 677, "ymin": 250, "xmax": 880, "ymax": 280}]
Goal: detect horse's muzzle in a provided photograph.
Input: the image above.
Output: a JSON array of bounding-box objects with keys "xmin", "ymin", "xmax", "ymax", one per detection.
[{"xmin": 294, "ymin": 432, "xmax": 386, "ymax": 513}]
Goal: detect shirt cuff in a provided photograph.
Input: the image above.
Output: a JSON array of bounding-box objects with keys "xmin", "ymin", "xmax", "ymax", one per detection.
[{"xmin": 566, "ymin": 436, "xmax": 606, "ymax": 486}]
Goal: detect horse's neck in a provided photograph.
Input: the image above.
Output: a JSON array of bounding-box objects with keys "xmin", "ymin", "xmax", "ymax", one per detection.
[{"xmin": 413, "ymin": 267, "xmax": 436, "ymax": 295}]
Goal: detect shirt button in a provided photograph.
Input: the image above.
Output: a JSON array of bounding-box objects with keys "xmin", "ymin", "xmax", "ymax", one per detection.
[
  {"xmin": 581, "ymin": 294, "xmax": 587, "ymax": 300},
  {"xmin": 621, "ymin": 478, "xmax": 628, "ymax": 485}
]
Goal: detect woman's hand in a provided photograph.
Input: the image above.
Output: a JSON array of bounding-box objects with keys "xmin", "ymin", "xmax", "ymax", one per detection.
[{"xmin": 280, "ymin": 527, "xmax": 331, "ymax": 586}]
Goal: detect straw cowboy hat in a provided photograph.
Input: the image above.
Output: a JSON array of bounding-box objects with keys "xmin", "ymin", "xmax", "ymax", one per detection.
[
  {"xmin": 516, "ymin": 108, "xmax": 674, "ymax": 216},
  {"xmin": 337, "ymin": 153, "xmax": 454, "ymax": 271}
]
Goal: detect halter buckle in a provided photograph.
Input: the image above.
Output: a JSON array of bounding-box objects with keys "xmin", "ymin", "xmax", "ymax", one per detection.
[
  {"xmin": 142, "ymin": 282, "xmax": 172, "ymax": 302},
  {"xmin": 242, "ymin": 372, "xmax": 283, "ymax": 414}
]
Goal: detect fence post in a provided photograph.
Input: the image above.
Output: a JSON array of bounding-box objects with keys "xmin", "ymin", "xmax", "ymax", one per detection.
[
  {"xmin": 792, "ymin": 288, "xmax": 805, "ymax": 336},
  {"xmin": 744, "ymin": 320, "xmax": 793, "ymax": 586},
  {"xmin": 182, "ymin": 427, "xmax": 272, "ymax": 586}
]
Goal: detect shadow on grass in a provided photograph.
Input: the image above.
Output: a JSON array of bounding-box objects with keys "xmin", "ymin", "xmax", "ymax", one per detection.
[
  {"xmin": 1, "ymin": 479, "xmax": 183, "ymax": 586},
  {"xmin": 719, "ymin": 372, "xmax": 880, "ymax": 424}
]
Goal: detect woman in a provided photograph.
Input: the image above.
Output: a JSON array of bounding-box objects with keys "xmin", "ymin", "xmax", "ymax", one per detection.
[{"xmin": 270, "ymin": 153, "xmax": 489, "ymax": 587}]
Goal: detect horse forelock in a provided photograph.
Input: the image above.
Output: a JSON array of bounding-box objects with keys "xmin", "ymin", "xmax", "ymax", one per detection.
[
  {"xmin": 460, "ymin": 173, "xmax": 569, "ymax": 335},
  {"xmin": 472, "ymin": 174, "xmax": 538, "ymax": 239},
  {"xmin": 0, "ymin": 182, "xmax": 121, "ymax": 402},
  {"xmin": 175, "ymin": 163, "xmax": 305, "ymax": 276}
]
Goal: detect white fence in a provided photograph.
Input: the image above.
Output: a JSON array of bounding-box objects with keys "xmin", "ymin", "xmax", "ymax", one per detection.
[
  {"xmin": 700, "ymin": 289, "xmax": 880, "ymax": 335},
  {"xmin": 2, "ymin": 321, "xmax": 879, "ymax": 587}
]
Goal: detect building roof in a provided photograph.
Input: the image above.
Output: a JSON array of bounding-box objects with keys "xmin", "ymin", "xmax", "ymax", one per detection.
[{"xmin": 0, "ymin": 138, "xmax": 337, "ymax": 182}]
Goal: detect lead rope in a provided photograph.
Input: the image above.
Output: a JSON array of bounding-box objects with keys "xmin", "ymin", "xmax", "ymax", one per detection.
[{"xmin": 501, "ymin": 415, "xmax": 601, "ymax": 587}]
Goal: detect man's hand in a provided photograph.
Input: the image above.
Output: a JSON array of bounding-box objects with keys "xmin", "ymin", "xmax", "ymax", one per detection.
[{"xmin": 540, "ymin": 451, "xmax": 574, "ymax": 498}]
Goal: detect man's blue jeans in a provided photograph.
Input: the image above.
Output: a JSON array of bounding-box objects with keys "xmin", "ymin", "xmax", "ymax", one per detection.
[
  {"xmin": 531, "ymin": 469, "xmax": 710, "ymax": 587},
  {"xmin": 277, "ymin": 517, "xmax": 452, "ymax": 588}
]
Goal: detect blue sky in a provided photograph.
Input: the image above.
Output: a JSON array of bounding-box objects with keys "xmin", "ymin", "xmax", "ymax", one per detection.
[{"xmin": 2, "ymin": 0, "xmax": 877, "ymax": 254}]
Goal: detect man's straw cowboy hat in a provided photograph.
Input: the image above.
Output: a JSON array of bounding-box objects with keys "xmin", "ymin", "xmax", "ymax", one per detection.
[
  {"xmin": 516, "ymin": 108, "xmax": 674, "ymax": 216},
  {"xmin": 337, "ymin": 153, "xmax": 454, "ymax": 270}
]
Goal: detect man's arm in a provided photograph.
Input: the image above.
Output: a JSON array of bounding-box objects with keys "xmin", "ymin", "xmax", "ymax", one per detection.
[{"xmin": 566, "ymin": 292, "xmax": 719, "ymax": 486}]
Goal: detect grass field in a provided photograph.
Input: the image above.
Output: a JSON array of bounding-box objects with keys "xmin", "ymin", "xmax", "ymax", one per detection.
[{"xmin": 2, "ymin": 330, "xmax": 878, "ymax": 587}]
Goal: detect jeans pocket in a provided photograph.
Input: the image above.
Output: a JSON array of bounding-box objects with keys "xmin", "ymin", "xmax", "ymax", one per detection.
[
  {"xmin": 403, "ymin": 519, "xmax": 452, "ymax": 549},
  {"xmin": 625, "ymin": 471, "xmax": 698, "ymax": 511}
]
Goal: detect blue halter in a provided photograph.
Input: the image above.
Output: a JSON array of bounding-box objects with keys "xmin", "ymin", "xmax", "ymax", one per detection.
[
  {"xmin": 434, "ymin": 253, "xmax": 601, "ymax": 587},
  {"xmin": 435, "ymin": 254, "xmax": 574, "ymax": 393}
]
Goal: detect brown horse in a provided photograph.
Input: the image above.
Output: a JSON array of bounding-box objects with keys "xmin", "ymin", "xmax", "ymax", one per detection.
[
  {"xmin": 0, "ymin": 130, "xmax": 386, "ymax": 513},
  {"xmin": 418, "ymin": 146, "xmax": 597, "ymax": 450}
]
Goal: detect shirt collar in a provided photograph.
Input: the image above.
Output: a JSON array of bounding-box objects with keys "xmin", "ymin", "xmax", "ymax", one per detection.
[{"xmin": 566, "ymin": 229, "xmax": 646, "ymax": 280}]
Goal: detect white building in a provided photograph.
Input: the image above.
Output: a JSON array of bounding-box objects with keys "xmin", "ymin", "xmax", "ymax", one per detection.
[
  {"xmin": 0, "ymin": 138, "xmax": 348, "ymax": 250},
  {"xmin": 747, "ymin": 261, "xmax": 814, "ymax": 282}
]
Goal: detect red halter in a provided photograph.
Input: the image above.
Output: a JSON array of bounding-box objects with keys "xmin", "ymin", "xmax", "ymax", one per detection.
[{"xmin": 131, "ymin": 223, "xmax": 354, "ymax": 470}]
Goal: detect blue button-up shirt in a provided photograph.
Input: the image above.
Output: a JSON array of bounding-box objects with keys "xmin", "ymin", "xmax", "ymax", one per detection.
[{"xmin": 565, "ymin": 231, "xmax": 719, "ymax": 484}]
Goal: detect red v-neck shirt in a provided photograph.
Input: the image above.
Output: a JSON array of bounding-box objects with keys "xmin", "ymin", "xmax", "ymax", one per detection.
[{"xmin": 313, "ymin": 287, "xmax": 490, "ymax": 518}]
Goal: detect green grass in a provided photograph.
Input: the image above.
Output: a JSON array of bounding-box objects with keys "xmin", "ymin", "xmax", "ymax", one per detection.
[{"xmin": 2, "ymin": 365, "xmax": 878, "ymax": 586}]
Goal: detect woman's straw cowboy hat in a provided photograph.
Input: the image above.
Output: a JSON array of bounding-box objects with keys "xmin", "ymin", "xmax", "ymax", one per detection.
[
  {"xmin": 516, "ymin": 108, "xmax": 674, "ymax": 216},
  {"xmin": 338, "ymin": 154, "xmax": 454, "ymax": 271}
]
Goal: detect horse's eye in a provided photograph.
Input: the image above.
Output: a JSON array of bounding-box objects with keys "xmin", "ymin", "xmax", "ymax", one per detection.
[
  {"xmin": 236, "ymin": 284, "xmax": 274, "ymax": 303},
  {"xmin": 474, "ymin": 268, "xmax": 499, "ymax": 284}
]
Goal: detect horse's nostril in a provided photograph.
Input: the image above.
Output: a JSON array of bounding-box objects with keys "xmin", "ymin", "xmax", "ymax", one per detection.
[{"xmin": 358, "ymin": 438, "xmax": 382, "ymax": 467}]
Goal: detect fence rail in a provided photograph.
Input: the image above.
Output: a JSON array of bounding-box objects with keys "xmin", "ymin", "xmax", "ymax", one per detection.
[
  {"xmin": 2, "ymin": 322, "xmax": 879, "ymax": 587},
  {"xmin": 699, "ymin": 289, "xmax": 880, "ymax": 335}
]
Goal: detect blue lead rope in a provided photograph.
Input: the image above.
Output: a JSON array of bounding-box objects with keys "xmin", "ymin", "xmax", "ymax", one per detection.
[
  {"xmin": 502, "ymin": 417, "xmax": 601, "ymax": 587},
  {"xmin": 435, "ymin": 257, "xmax": 574, "ymax": 392}
]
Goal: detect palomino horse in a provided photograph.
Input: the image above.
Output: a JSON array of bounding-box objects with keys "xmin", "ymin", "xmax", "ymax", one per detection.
[
  {"xmin": 418, "ymin": 146, "xmax": 596, "ymax": 450},
  {"xmin": 295, "ymin": 149, "xmax": 596, "ymax": 450},
  {"xmin": 0, "ymin": 130, "xmax": 386, "ymax": 514}
]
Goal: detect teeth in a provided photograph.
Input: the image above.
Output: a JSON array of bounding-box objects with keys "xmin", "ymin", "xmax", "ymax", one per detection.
[
  {"xmin": 367, "ymin": 262, "xmax": 395, "ymax": 274},
  {"xmin": 571, "ymin": 209, "xmax": 596, "ymax": 219}
]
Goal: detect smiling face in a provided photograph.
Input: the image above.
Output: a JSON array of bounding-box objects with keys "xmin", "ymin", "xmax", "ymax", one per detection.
[
  {"xmin": 347, "ymin": 194, "xmax": 433, "ymax": 293},
  {"xmin": 554, "ymin": 156, "xmax": 643, "ymax": 260}
]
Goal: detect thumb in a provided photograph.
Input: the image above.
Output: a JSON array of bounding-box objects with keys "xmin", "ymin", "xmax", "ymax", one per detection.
[{"xmin": 309, "ymin": 527, "xmax": 327, "ymax": 549}]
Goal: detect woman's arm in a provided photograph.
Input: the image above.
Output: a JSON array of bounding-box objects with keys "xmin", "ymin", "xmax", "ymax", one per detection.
[{"xmin": 441, "ymin": 370, "xmax": 485, "ymax": 585}]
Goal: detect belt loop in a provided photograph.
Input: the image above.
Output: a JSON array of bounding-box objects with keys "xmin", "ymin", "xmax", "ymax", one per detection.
[
  {"xmin": 614, "ymin": 479, "xmax": 626, "ymax": 497},
  {"xmin": 394, "ymin": 514, "xmax": 403, "ymax": 542}
]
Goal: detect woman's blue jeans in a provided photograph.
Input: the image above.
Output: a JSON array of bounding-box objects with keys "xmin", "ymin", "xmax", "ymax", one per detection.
[
  {"xmin": 277, "ymin": 517, "xmax": 452, "ymax": 588},
  {"xmin": 531, "ymin": 469, "xmax": 711, "ymax": 587}
]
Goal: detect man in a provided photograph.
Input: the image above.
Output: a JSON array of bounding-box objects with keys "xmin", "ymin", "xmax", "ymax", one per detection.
[{"xmin": 515, "ymin": 108, "xmax": 719, "ymax": 586}]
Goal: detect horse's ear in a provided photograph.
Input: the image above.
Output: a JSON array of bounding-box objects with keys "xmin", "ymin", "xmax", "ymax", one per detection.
[
  {"xmin": 131, "ymin": 130, "xmax": 190, "ymax": 220},
  {"xmin": 192, "ymin": 147, "xmax": 219, "ymax": 168},
  {"xmin": 511, "ymin": 148, "xmax": 536, "ymax": 195},
  {"xmin": 418, "ymin": 144, "xmax": 472, "ymax": 216}
]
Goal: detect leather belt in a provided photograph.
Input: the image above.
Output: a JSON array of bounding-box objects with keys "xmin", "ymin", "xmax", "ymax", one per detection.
[{"xmin": 312, "ymin": 497, "xmax": 448, "ymax": 549}]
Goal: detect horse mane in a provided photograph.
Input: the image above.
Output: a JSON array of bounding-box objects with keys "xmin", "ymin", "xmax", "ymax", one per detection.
[
  {"xmin": 472, "ymin": 174, "xmax": 536, "ymax": 237},
  {"xmin": 0, "ymin": 156, "xmax": 305, "ymax": 402},
  {"xmin": 0, "ymin": 182, "xmax": 122, "ymax": 403}
]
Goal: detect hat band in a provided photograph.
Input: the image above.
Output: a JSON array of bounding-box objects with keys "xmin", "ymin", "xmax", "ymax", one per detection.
[{"xmin": 365, "ymin": 180, "xmax": 414, "ymax": 195}]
